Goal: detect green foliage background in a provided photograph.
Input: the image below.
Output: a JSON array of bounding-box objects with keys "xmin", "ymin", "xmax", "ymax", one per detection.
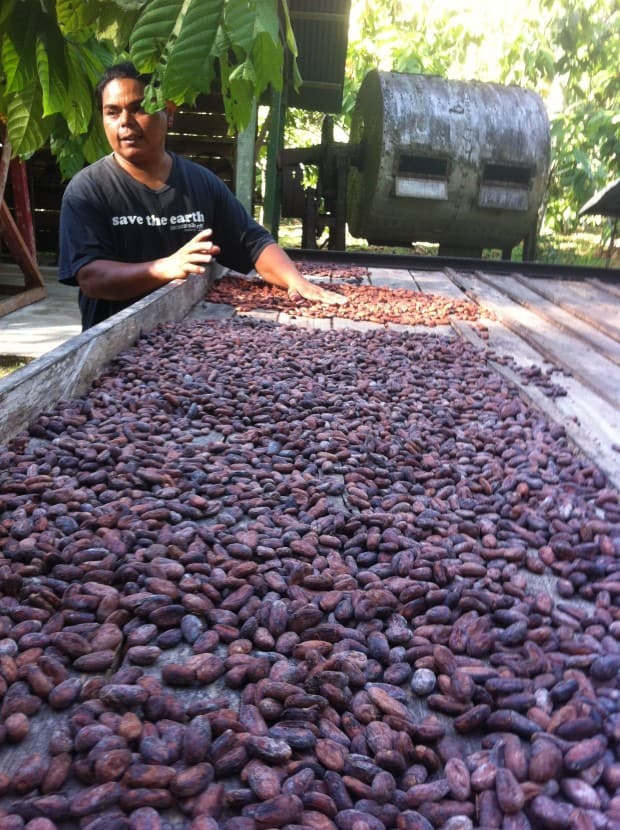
[
  {"xmin": 0, "ymin": 0, "xmax": 617, "ymax": 235},
  {"xmin": 0, "ymin": 0, "xmax": 297, "ymax": 179}
]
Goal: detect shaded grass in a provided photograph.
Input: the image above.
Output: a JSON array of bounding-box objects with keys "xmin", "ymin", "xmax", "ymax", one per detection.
[{"xmin": 0, "ymin": 355, "xmax": 32, "ymax": 379}]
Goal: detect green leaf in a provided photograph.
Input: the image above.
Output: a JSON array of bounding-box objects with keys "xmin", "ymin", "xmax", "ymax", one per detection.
[
  {"xmin": 279, "ymin": 0, "xmax": 298, "ymax": 60},
  {"xmin": 71, "ymin": 37, "xmax": 114, "ymax": 87},
  {"xmin": 110, "ymin": 0, "xmax": 148, "ymax": 10},
  {"xmin": 36, "ymin": 31, "xmax": 70, "ymax": 117},
  {"xmin": 0, "ymin": 0, "xmax": 16, "ymax": 26},
  {"xmin": 50, "ymin": 128, "xmax": 88, "ymax": 179},
  {"xmin": 63, "ymin": 41, "xmax": 94, "ymax": 135},
  {"xmin": 82, "ymin": 114, "xmax": 112, "ymax": 162},
  {"xmin": 5, "ymin": 81, "xmax": 52, "ymax": 156},
  {"xmin": 161, "ymin": 0, "xmax": 225, "ymax": 104},
  {"xmin": 252, "ymin": 29, "xmax": 283, "ymax": 96},
  {"xmin": 95, "ymin": 4, "xmax": 143, "ymax": 52},
  {"xmin": 1, "ymin": 2, "xmax": 40, "ymax": 93},
  {"xmin": 222, "ymin": 0, "xmax": 256, "ymax": 54},
  {"xmin": 56, "ymin": 0, "xmax": 100, "ymax": 41},
  {"xmin": 129, "ymin": 0, "xmax": 186, "ymax": 72},
  {"xmin": 220, "ymin": 53, "xmax": 254, "ymax": 132}
]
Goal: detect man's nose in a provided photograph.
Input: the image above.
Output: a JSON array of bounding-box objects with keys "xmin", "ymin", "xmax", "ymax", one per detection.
[{"xmin": 119, "ymin": 108, "xmax": 136, "ymax": 126}]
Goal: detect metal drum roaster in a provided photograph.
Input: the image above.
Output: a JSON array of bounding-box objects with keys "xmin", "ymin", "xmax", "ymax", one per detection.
[{"xmin": 280, "ymin": 70, "xmax": 551, "ymax": 259}]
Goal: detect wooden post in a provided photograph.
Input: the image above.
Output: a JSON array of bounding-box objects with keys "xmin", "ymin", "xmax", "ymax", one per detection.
[
  {"xmin": 0, "ymin": 129, "xmax": 47, "ymax": 317},
  {"xmin": 234, "ymin": 100, "xmax": 258, "ymax": 215},
  {"xmin": 9, "ymin": 159, "xmax": 36, "ymax": 256},
  {"xmin": 263, "ymin": 87, "xmax": 287, "ymax": 240}
]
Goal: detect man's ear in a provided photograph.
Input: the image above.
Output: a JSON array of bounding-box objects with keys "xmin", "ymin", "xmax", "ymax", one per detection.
[{"xmin": 165, "ymin": 101, "xmax": 177, "ymax": 127}]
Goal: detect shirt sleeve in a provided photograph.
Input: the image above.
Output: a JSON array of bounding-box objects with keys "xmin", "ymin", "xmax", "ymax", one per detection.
[{"xmin": 58, "ymin": 172, "xmax": 115, "ymax": 286}]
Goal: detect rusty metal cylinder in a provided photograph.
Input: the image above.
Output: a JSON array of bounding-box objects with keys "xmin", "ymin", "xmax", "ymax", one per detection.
[{"xmin": 347, "ymin": 70, "xmax": 551, "ymax": 255}]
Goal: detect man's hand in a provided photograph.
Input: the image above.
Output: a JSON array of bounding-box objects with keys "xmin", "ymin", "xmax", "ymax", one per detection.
[
  {"xmin": 287, "ymin": 277, "xmax": 348, "ymax": 306},
  {"xmin": 254, "ymin": 243, "xmax": 348, "ymax": 306},
  {"xmin": 152, "ymin": 229, "xmax": 221, "ymax": 281},
  {"xmin": 78, "ymin": 228, "xmax": 222, "ymax": 301}
]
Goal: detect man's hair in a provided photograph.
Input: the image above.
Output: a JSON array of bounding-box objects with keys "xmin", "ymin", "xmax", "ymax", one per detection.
[{"xmin": 95, "ymin": 62, "xmax": 152, "ymax": 111}]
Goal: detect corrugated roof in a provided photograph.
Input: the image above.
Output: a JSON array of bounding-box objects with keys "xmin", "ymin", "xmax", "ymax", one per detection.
[
  {"xmin": 579, "ymin": 178, "xmax": 620, "ymax": 218},
  {"xmin": 287, "ymin": 0, "xmax": 351, "ymax": 114}
]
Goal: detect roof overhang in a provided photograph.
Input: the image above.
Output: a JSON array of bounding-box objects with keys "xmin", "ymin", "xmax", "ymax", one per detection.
[{"xmin": 287, "ymin": 0, "xmax": 351, "ymax": 114}]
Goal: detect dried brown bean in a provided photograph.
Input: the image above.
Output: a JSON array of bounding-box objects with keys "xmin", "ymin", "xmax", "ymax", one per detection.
[
  {"xmin": 12, "ymin": 754, "xmax": 48, "ymax": 795},
  {"xmin": 41, "ymin": 754, "xmax": 72, "ymax": 794}
]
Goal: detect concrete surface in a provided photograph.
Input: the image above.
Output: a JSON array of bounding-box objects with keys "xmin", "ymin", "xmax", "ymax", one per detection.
[{"xmin": 0, "ymin": 264, "xmax": 81, "ymax": 358}]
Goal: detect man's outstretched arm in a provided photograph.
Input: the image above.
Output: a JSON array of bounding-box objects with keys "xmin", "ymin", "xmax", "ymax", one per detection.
[{"xmin": 254, "ymin": 243, "xmax": 347, "ymax": 305}]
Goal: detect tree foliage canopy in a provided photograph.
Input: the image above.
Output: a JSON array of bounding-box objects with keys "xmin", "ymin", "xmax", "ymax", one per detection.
[
  {"xmin": 0, "ymin": 0, "xmax": 617, "ymax": 234},
  {"xmin": 0, "ymin": 0, "xmax": 297, "ymax": 178}
]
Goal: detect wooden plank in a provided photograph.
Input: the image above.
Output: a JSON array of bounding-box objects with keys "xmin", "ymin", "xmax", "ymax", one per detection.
[
  {"xmin": 452, "ymin": 318, "xmax": 620, "ymax": 491},
  {"xmin": 0, "ymin": 133, "xmax": 10, "ymax": 203},
  {"xmin": 0, "ymin": 267, "xmax": 223, "ymax": 443},
  {"xmin": 9, "ymin": 159, "xmax": 36, "ymax": 255},
  {"xmin": 390, "ymin": 322, "xmax": 454, "ymax": 335},
  {"xmin": 411, "ymin": 268, "xmax": 470, "ymax": 300},
  {"xmin": 0, "ymin": 286, "xmax": 46, "ymax": 318},
  {"xmin": 368, "ymin": 268, "xmax": 417, "ymax": 289},
  {"xmin": 186, "ymin": 300, "xmax": 235, "ymax": 321},
  {"xmin": 278, "ymin": 310, "xmax": 332, "ymax": 330},
  {"xmin": 166, "ymin": 136, "xmax": 235, "ymax": 157},
  {"xmin": 0, "ymin": 201, "xmax": 46, "ymax": 290},
  {"xmin": 170, "ymin": 111, "xmax": 229, "ymax": 135},
  {"xmin": 332, "ymin": 316, "xmax": 385, "ymax": 332},
  {"xmin": 473, "ymin": 270, "xmax": 620, "ymax": 367},
  {"xmin": 590, "ymin": 277, "xmax": 620, "ymax": 299},
  {"xmin": 514, "ymin": 275, "xmax": 620, "ymax": 342},
  {"xmin": 448, "ymin": 268, "xmax": 620, "ymax": 411}
]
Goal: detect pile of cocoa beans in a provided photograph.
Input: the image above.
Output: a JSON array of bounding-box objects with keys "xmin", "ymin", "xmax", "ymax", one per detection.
[
  {"xmin": 0, "ymin": 317, "xmax": 618, "ymax": 830},
  {"xmin": 206, "ymin": 276, "xmax": 482, "ymax": 327},
  {"xmin": 295, "ymin": 263, "xmax": 368, "ymax": 285}
]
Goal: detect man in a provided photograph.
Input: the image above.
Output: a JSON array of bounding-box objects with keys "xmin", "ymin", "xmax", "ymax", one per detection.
[{"xmin": 59, "ymin": 62, "xmax": 346, "ymax": 330}]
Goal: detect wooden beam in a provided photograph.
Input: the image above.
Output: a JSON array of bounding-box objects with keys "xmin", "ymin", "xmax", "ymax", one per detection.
[
  {"xmin": 0, "ymin": 200, "xmax": 45, "ymax": 290},
  {"xmin": 0, "ymin": 134, "xmax": 10, "ymax": 201},
  {"xmin": 0, "ymin": 266, "xmax": 222, "ymax": 443},
  {"xmin": 9, "ymin": 158, "xmax": 36, "ymax": 256},
  {"xmin": 0, "ymin": 286, "xmax": 47, "ymax": 318}
]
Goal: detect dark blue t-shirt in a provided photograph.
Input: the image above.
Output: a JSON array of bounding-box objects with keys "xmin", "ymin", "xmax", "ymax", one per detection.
[{"xmin": 58, "ymin": 153, "xmax": 274, "ymax": 329}]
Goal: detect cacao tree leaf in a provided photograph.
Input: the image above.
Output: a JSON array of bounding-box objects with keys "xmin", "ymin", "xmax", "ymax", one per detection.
[
  {"xmin": 160, "ymin": 0, "xmax": 225, "ymax": 104},
  {"xmin": 56, "ymin": 0, "xmax": 99, "ymax": 41},
  {"xmin": 0, "ymin": 0, "xmax": 16, "ymax": 26},
  {"xmin": 110, "ymin": 0, "xmax": 147, "ymax": 10},
  {"xmin": 252, "ymin": 29, "xmax": 283, "ymax": 95},
  {"xmin": 82, "ymin": 114, "xmax": 112, "ymax": 162},
  {"xmin": 95, "ymin": 5, "xmax": 142, "ymax": 51},
  {"xmin": 129, "ymin": 0, "xmax": 185, "ymax": 73},
  {"xmin": 221, "ymin": 0, "xmax": 256, "ymax": 53},
  {"xmin": 70, "ymin": 37, "xmax": 113, "ymax": 87},
  {"xmin": 36, "ymin": 30, "xmax": 69, "ymax": 117},
  {"xmin": 279, "ymin": 0, "xmax": 298, "ymax": 61},
  {"xmin": 63, "ymin": 41, "xmax": 94, "ymax": 134},
  {"xmin": 219, "ymin": 52, "xmax": 254, "ymax": 133},
  {"xmin": 5, "ymin": 81, "xmax": 52, "ymax": 156},
  {"xmin": 1, "ymin": 2, "xmax": 40, "ymax": 94},
  {"xmin": 50, "ymin": 129, "xmax": 89, "ymax": 179}
]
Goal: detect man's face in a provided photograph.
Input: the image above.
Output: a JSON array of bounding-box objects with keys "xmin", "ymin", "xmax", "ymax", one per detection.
[{"xmin": 101, "ymin": 77, "xmax": 171, "ymax": 168}]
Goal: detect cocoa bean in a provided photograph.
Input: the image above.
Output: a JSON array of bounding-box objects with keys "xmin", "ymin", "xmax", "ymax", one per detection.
[{"xmin": 69, "ymin": 782, "xmax": 122, "ymax": 817}]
